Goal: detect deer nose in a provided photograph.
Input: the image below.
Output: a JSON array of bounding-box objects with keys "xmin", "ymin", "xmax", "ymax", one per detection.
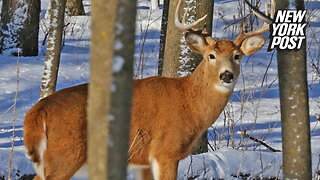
[{"xmin": 219, "ymin": 70, "xmax": 234, "ymax": 83}]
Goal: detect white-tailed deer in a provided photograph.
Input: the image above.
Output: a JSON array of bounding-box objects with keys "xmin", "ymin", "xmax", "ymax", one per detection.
[{"xmin": 24, "ymin": 0, "xmax": 273, "ymax": 179}]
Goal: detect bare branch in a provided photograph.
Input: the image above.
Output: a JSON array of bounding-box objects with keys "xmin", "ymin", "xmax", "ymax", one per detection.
[
  {"xmin": 237, "ymin": 131, "xmax": 281, "ymax": 152},
  {"xmin": 234, "ymin": 0, "xmax": 274, "ymax": 46}
]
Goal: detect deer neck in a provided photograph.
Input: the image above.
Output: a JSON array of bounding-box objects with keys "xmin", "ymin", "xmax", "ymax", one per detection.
[{"xmin": 184, "ymin": 60, "xmax": 233, "ymax": 127}]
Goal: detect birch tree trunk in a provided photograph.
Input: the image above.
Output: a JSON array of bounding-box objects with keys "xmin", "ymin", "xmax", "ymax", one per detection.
[
  {"xmin": 40, "ymin": 0, "xmax": 66, "ymax": 99},
  {"xmin": 107, "ymin": 0, "xmax": 136, "ymax": 178},
  {"xmin": 87, "ymin": 0, "xmax": 117, "ymax": 179},
  {"xmin": 0, "ymin": 0, "xmax": 40, "ymax": 56},
  {"xmin": 276, "ymin": 0, "xmax": 312, "ymax": 179},
  {"xmin": 66, "ymin": 0, "xmax": 85, "ymax": 16}
]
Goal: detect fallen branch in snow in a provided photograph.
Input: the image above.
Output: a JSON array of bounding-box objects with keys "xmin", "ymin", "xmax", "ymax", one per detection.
[{"xmin": 237, "ymin": 131, "xmax": 281, "ymax": 152}]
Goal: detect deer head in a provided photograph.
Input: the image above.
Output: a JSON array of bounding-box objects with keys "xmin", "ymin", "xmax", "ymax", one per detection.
[{"xmin": 175, "ymin": 0, "xmax": 273, "ymax": 92}]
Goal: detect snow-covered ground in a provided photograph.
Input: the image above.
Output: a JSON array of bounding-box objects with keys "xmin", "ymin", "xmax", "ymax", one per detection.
[{"xmin": 0, "ymin": 0, "xmax": 320, "ymax": 179}]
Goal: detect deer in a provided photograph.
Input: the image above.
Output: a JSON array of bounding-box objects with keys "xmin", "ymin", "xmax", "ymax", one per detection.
[{"xmin": 23, "ymin": 0, "xmax": 273, "ymax": 179}]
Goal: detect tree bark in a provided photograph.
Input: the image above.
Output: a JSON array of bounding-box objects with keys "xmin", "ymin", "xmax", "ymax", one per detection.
[
  {"xmin": 160, "ymin": 0, "xmax": 183, "ymax": 77},
  {"xmin": 160, "ymin": 0, "xmax": 213, "ymax": 154},
  {"xmin": 276, "ymin": 0, "xmax": 312, "ymax": 179},
  {"xmin": 107, "ymin": 0, "xmax": 136, "ymax": 178},
  {"xmin": 66, "ymin": 0, "xmax": 85, "ymax": 16},
  {"xmin": 157, "ymin": 0, "xmax": 169, "ymax": 75},
  {"xmin": 161, "ymin": 0, "xmax": 213, "ymax": 78},
  {"xmin": 0, "ymin": 0, "xmax": 40, "ymax": 56},
  {"xmin": 189, "ymin": 0, "xmax": 213, "ymax": 154},
  {"xmin": 184, "ymin": 0, "xmax": 213, "ymax": 74},
  {"xmin": 40, "ymin": 0, "xmax": 66, "ymax": 99},
  {"xmin": 87, "ymin": 0, "xmax": 117, "ymax": 179}
]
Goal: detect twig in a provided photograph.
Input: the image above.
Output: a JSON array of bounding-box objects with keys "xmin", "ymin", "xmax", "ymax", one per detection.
[
  {"xmin": 276, "ymin": 164, "xmax": 283, "ymax": 179},
  {"xmin": 237, "ymin": 131, "xmax": 281, "ymax": 152},
  {"xmin": 314, "ymin": 154, "xmax": 320, "ymax": 178},
  {"xmin": 261, "ymin": 50, "xmax": 275, "ymax": 87},
  {"xmin": 223, "ymin": 13, "xmax": 251, "ymax": 31},
  {"xmin": 186, "ymin": 155, "xmax": 193, "ymax": 177},
  {"xmin": 8, "ymin": 49, "xmax": 20, "ymax": 180},
  {"xmin": 312, "ymin": 114, "xmax": 320, "ymax": 134},
  {"xmin": 42, "ymin": 32, "xmax": 49, "ymax": 46},
  {"xmin": 207, "ymin": 141, "xmax": 215, "ymax": 152},
  {"xmin": 252, "ymin": 158, "xmax": 278, "ymax": 178},
  {"xmin": 0, "ymin": 104, "xmax": 15, "ymax": 121}
]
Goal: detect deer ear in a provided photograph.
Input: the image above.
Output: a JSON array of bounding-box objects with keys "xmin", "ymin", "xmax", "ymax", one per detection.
[
  {"xmin": 240, "ymin": 35, "xmax": 266, "ymax": 55},
  {"xmin": 185, "ymin": 32, "xmax": 208, "ymax": 54}
]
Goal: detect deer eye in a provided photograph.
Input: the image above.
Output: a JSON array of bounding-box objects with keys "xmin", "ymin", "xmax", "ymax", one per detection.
[
  {"xmin": 234, "ymin": 54, "xmax": 240, "ymax": 60},
  {"xmin": 209, "ymin": 54, "xmax": 216, "ymax": 60}
]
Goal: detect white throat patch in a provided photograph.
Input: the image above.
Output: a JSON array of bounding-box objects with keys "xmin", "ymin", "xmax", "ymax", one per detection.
[{"xmin": 215, "ymin": 81, "xmax": 235, "ymax": 93}]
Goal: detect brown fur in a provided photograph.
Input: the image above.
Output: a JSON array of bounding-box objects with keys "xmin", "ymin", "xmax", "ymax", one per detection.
[
  {"xmin": 24, "ymin": 85, "xmax": 88, "ymax": 180},
  {"xmin": 24, "ymin": 36, "xmax": 264, "ymax": 179}
]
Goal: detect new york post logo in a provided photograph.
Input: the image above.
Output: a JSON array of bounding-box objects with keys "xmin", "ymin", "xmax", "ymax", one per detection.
[{"xmin": 268, "ymin": 10, "xmax": 307, "ymax": 51}]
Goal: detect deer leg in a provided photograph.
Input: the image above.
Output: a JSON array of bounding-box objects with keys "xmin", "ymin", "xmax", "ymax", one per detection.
[
  {"xmin": 43, "ymin": 148, "xmax": 86, "ymax": 180},
  {"xmin": 130, "ymin": 164, "xmax": 152, "ymax": 180},
  {"xmin": 150, "ymin": 157, "xmax": 178, "ymax": 180},
  {"xmin": 44, "ymin": 162, "xmax": 82, "ymax": 180},
  {"xmin": 131, "ymin": 167, "xmax": 143, "ymax": 180},
  {"xmin": 142, "ymin": 168, "xmax": 153, "ymax": 180}
]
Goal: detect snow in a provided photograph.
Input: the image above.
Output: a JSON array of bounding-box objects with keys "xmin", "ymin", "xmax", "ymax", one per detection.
[
  {"xmin": 0, "ymin": 0, "xmax": 320, "ymax": 179},
  {"xmin": 178, "ymin": 148, "xmax": 282, "ymax": 179},
  {"xmin": 41, "ymin": 59, "xmax": 53, "ymax": 96},
  {"xmin": 114, "ymin": 39, "xmax": 124, "ymax": 50},
  {"xmin": 150, "ymin": 0, "xmax": 159, "ymax": 10},
  {"xmin": 178, "ymin": 0, "xmax": 199, "ymax": 77},
  {"xmin": 1, "ymin": 0, "xmax": 29, "ymax": 55},
  {"xmin": 113, "ymin": 56, "xmax": 125, "ymax": 72}
]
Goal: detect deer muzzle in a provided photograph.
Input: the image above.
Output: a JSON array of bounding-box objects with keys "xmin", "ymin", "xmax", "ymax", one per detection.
[{"xmin": 219, "ymin": 70, "xmax": 234, "ymax": 84}]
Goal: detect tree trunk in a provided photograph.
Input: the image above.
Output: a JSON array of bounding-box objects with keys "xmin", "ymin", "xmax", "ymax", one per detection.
[
  {"xmin": 87, "ymin": 0, "xmax": 117, "ymax": 179},
  {"xmin": 0, "ymin": 0, "xmax": 40, "ymax": 56},
  {"xmin": 107, "ymin": 0, "xmax": 136, "ymax": 178},
  {"xmin": 40, "ymin": 0, "xmax": 66, "ymax": 99},
  {"xmin": 160, "ymin": 0, "xmax": 183, "ymax": 77},
  {"xmin": 160, "ymin": 0, "xmax": 213, "ymax": 154},
  {"xmin": 276, "ymin": 0, "xmax": 312, "ymax": 179},
  {"xmin": 66, "ymin": 0, "xmax": 85, "ymax": 16},
  {"xmin": 183, "ymin": 0, "xmax": 213, "ymax": 74},
  {"xmin": 189, "ymin": 0, "xmax": 213, "ymax": 154},
  {"xmin": 157, "ymin": 0, "xmax": 169, "ymax": 75},
  {"xmin": 161, "ymin": 0, "xmax": 213, "ymax": 78}
]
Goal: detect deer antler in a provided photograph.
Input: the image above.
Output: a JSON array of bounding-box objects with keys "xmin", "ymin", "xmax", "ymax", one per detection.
[
  {"xmin": 174, "ymin": 0, "xmax": 208, "ymax": 30},
  {"xmin": 234, "ymin": 0, "xmax": 274, "ymax": 46}
]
